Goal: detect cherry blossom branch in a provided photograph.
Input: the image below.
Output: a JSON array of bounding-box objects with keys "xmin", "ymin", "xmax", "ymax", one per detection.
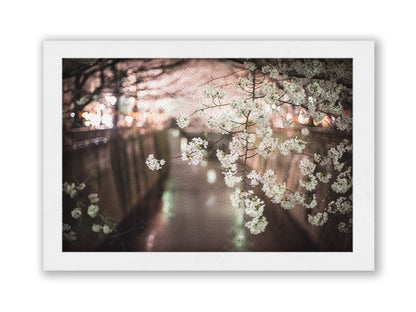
[{"xmin": 242, "ymin": 71, "xmax": 257, "ymax": 190}]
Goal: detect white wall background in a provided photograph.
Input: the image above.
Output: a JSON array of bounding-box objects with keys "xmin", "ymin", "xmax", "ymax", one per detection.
[{"xmin": 0, "ymin": 0, "xmax": 413, "ymax": 311}]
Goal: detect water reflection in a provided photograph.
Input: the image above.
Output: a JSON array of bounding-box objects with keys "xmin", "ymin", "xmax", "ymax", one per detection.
[
  {"xmin": 206, "ymin": 169, "xmax": 217, "ymax": 184},
  {"xmin": 127, "ymin": 153, "xmax": 268, "ymax": 251},
  {"xmin": 180, "ymin": 137, "xmax": 188, "ymax": 152},
  {"xmin": 99, "ymin": 133, "xmax": 321, "ymax": 252},
  {"xmin": 230, "ymin": 209, "xmax": 248, "ymax": 251},
  {"xmin": 170, "ymin": 128, "xmax": 180, "ymax": 138},
  {"xmin": 162, "ymin": 189, "xmax": 175, "ymax": 220},
  {"xmin": 145, "ymin": 233, "xmax": 155, "ymax": 251},
  {"xmin": 206, "ymin": 194, "xmax": 216, "ymax": 207}
]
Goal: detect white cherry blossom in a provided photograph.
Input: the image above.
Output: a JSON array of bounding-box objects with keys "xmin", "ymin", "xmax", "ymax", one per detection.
[
  {"xmin": 176, "ymin": 115, "xmax": 190, "ymax": 129},
  {"xmin": 145, "ymin": 154, "xmax": 166, "ymax": 171},
  {"xmin": 71, "ymin": 207, "xmax": 82, "ymax": 219}
]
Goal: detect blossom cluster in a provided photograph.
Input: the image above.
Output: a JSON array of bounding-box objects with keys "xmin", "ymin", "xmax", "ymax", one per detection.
[
  {"xmin": 304, "ymin": 194, "xmax": 317, "ymax": 209},
  {"xmin": 308, "ymin": 212, "xmax": 328, "ymax": 226},
  {"xmin": 328, "ymin": 196, "xmax": 352, "ymax": 215},
  {"xmin": 293, "ymin": 60, "xmax": 324, "ymax": 79},
  {"xmin": 206, "ymin": 111, "xmax": 239, "ymax": 134},
  {"xmin": 237, "ymin": 77, "xmax": 252, "ymax": 89},
  {"xmin": 181, "ymin": 137, "xmax": 208, "ymax": 165},
  {"xmin": 258, "ymin": 137, "xmax": 278, "ymax": 158},
  {"xmin": 63, "ymin": 181, "xmax": 116, "ymax": 245},
  {"xmin": 244, "ymin": 61, "xmax": 257, "ymax": 72},
  {"xmin": 316, "ymin": 172, "xmax": 332, "ymax": 183},
  {"xmin": 299, "ymin": 158, "xmax": 316, "ymax": 175},
  {"xmin": 331, "ymin": 167, "xmax": 352, "ymax": 194},
  {"xmin": 146, "ymin": 154, "xmax": 166, "ymax": 171},
  {"xmin": 217, "ymin": 149, "xmax": 240, "ymax": 188},
  {"xmin": 278, "ymin": 137, "xmax": 307, "ymax": 155},
  {"xmin": 203, "ymin": 86, "xmax": 225, "ymax": 99},
  {"xmin": 176, "ymin": 115, "xmax": 190, "ymax": 129},
  {"xmin": 63, "ymin": 181, "xmax": 85, "ymax": 198},
  {"xmin": 299, "ymin": 140, "xmax": 353, "ymax": 229},
  {"xmin": 280, "ymin": 192, "xmax": 305, "ymax": 210},
  {"xmin": 260, "ymin": 170, "xmax": 286, "ymax": 204},
  {"xmin": 230, "ymin": 188, "xmax": 268, "ymax": 235},
  {"xmin": 338, "ymin": 218, "xmax": 352, "ymax": 233},
  {"xmin": 262, "ymin": 60, "xmax": 352, "ymax": 133},
  {"xmin": 299, "ymin": 174, "xmax": 318, "ymax": 191}
]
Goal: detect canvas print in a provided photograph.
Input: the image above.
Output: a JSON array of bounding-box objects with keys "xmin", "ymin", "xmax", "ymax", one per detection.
[{"xmin": 62, "ymin": 58, "xmax": 352, "ymax": 252}]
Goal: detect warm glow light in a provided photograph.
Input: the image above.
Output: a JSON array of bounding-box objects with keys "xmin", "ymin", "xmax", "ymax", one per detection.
[
  {"xmin": 81, "ymin": 112, "xmax": 101, "ymax": 127},
  {"xmin": 272, "ymin": 117, "xmax": 282, "ymax": 128},
  {"xmin": 78, "ymin": 94, "xmax": 169, "ymax": 131},
  {"xmin": 105, "ymin": 95, "xmax": 117, "ymax": 106},
  {"xmin": 126, "ymin": 97, "xmax": 136, "ymax": 105},
  {"xmin": 102, "ymin": 114, "xmax": 113, "ymax": 128},
  {"xmin": 124, "ymin": 115, "xmax": 133, "ymax": 125},
  {"xmin": 298, "ymin": 109, "xmax": 310, "ymax": 125},
  {"xmin": 321, "ymin": 115, "xmax": 332, "ymax": 128}
]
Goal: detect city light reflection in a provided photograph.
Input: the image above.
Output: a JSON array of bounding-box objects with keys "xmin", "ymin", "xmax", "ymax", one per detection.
[
  {"xmin": 162, "ymin": 190, "xmax": 175, "ymax": 220},
  {"xmin": 231, "ymin": 209, "xmax": 248, "ymax": 251},
  {"xmin": 180, "ymin": 137, "xmax": 188, "ymax": 153},
  {"xmin": 207, "ymin": 169, "xmax": 217, "ymax": 184},
  {"xmin": 170, "ymin": 129, "xmax": 180, "ymax": 138},
  {"xmin": 206, "ymin": 194, "xmax": 216, "ymax": 207}
]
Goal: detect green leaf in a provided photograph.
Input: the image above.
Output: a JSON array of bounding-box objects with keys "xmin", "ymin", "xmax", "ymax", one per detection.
[{"xmin": 203, "ymin": 132, "xmax": 208, "ymax": 138}]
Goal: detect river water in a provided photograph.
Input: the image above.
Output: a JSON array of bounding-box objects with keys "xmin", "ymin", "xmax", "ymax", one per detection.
[{"xmin": 100, "ymin": 131, "xmax": 317, "ymax": 252}]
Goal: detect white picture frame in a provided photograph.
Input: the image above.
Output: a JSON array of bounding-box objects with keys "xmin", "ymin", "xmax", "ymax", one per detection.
[{"xmin": 44, "ymin": 40, "xmax": 374, "ymax": 271}]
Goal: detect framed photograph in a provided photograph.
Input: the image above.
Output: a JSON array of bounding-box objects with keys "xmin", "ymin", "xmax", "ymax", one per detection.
[{"xmin": 43, "ymin": 41, "xmax": 374, "ymax": 270}]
